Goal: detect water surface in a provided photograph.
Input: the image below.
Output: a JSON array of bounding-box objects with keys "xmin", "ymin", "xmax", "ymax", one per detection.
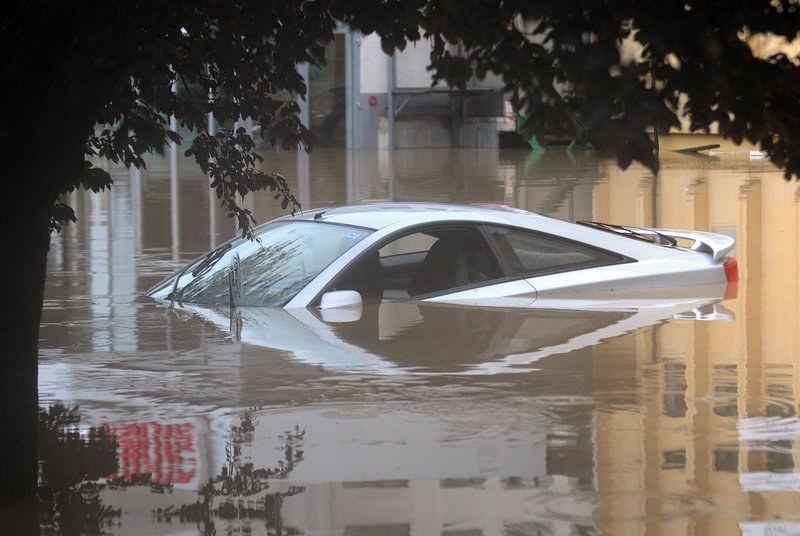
[{"xmin": 29, "ymin": 147, "xmax": 800, "ymax": 535}]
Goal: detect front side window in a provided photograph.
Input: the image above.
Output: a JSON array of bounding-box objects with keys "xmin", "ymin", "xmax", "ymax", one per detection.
[
  {"xmin": 486, "ymin": 226, "xmax": 625, "ymax": 276},
  {"xmin": 327, "ymin": 225, "xmax": 503, "ymax": 302},
  {"xmin": 171, "ymin": 221, "xmax": 370, "ymax": 306}
]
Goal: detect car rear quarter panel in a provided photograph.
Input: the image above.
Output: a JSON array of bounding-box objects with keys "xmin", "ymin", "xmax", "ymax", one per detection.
[
  {"xmin": 528, "ymin": 257, "xmax": 727, "ymax": 296},
  {"xmin": 424, "ymin": 279, "xmax": 538, "ymax": 307}
]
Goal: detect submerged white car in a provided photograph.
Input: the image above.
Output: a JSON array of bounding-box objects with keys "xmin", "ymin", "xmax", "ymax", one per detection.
[{"xmin": 147, "ymin": 202, "xmax": 738, "ymax": 309}]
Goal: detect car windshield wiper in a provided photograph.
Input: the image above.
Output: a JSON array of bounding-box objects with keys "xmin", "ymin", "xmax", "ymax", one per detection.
[
  {"xmin": 577, "ymin": 221, "xmax": 677, "ymax": 247},
  {"xmin": 190, "ymin": 243, "xmax": 233, "ymax": 278},
  {"xmin": 168, "ymin": 243, "xmax": 233, "ymax": 306}
]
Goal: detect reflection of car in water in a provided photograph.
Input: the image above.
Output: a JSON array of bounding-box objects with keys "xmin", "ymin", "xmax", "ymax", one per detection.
[
  {"xmin": 181, "ymin": 291, "xmax": 734, "ymax": 375},
  {"xmin": 148, "ymin": 203, "xmax": 739, "ymax": 313}
]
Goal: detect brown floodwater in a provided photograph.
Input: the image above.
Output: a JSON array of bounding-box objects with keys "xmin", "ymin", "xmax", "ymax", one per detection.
[{"xmin": 27, "ymin": 146, "xmax": 800, "ymax": 535}]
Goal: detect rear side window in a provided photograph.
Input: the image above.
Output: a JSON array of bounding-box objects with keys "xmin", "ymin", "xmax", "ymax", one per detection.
[{"xmin": 486, "ymin": 226, "xmax": 625, "ymax": 276}]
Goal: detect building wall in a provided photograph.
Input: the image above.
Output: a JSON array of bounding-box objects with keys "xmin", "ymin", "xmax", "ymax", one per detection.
[
  {"xmin": 304, "ymin": 28, "xmax": 799, "ymax": 151},
  {"xmin": 349, "ymin": 31, "xmax": 504, "ymax": 150}
]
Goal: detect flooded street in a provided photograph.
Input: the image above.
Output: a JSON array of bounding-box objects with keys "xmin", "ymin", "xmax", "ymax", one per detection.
[{"xmin": 31, "ymin": 147, "xmax": 800, "ymax": 535}]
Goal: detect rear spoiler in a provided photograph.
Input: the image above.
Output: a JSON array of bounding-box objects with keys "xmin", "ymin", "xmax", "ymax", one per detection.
[
  {"xmin": 578, "ymin": 221, "xmax": 736, "ymax": 262},
  {"xmin": 642, "ymin": 228, "xmax": 736, "ymax": 261}
]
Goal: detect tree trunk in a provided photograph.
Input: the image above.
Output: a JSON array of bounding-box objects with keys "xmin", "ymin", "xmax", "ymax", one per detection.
[{"xmin": 0, "ymin": 195, "xmax": 52, "ymax": 506}]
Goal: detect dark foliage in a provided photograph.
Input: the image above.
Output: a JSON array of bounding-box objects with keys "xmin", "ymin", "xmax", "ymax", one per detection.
[
  {"xmin": 401, "ymin": 0, "xmax": 800, "ymax": 178},
  {"xmin": 37, "ymin": 405, "xmax": 120, "ymax": 535},
  {"xmin": 5, "ymin": 0, "xmax": 799, "ymax": 237}
]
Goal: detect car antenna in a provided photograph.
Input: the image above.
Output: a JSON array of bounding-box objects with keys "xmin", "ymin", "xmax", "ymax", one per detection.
[{"xmin": 314, "ymin": 211, "xmax": 326, "ymax": 220}]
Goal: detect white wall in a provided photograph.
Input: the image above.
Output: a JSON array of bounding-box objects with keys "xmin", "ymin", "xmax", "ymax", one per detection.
[
  {"xmin": 360, "ymin": 33, "xmax": 389, "ymax": 94},
  {"xmin": 395, "ymin": 39, "xmax": 443, "ymax": 89}
]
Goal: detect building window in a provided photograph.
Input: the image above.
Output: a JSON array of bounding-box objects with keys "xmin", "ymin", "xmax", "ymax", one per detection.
[{"xmin": 662, "ymin": 449, "xmax": 687, "ymax": 470}]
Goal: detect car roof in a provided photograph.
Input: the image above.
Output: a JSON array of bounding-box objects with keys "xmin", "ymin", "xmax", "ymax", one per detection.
[
  {"xmin": 286, "ymin": 202, "xmax": 545, "ymax": 231},
  {"xmin": 277, "ymin": 202, "xmax": 717, "ymax": 263}
]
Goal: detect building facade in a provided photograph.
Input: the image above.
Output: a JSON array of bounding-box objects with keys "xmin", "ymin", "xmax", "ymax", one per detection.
[{"xmin": 296, "ymin": 29, "xmax": 506, "ymax": 152}]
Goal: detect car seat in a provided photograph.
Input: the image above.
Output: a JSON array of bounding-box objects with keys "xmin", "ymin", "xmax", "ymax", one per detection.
[{"xmin": 407, "ymin": 235, "xmax": 469, "ymax": 296}]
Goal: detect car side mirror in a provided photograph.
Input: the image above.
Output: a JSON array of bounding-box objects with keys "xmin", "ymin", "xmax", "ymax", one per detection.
[{"xmin": 319, "ymin": 290, "xmax": 363, "ymax": 323}]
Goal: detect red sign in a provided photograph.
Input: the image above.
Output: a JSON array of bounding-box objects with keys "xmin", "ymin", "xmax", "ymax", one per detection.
[{"xmin": 106, "ymin": 422, "xmax": 197, "ymax": 484}]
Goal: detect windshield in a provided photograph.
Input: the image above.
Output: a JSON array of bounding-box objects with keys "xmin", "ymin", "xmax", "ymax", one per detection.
[{"xmin": 164, "ymin": 220, "xmax": 371, "ymax": 307}]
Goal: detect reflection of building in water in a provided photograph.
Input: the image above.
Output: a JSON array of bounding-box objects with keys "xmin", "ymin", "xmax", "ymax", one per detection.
[
  {"xmin": 230, "ymin": 397, "xmax": 596, "ymax": 536},
  {"xmin": 278, "ymin": 475, "xmax": 595, "ymax": 535},
  {"xmin": 589, "ymin": 156, "xmax": 800, "ymax": 535}
]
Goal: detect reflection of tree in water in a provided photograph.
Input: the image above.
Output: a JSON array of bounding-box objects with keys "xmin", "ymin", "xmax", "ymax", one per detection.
[
  {"xmin": 38, "ymin": 404, "xmax": 120, "ymax": 535},
  {"xmin": 239, "ymin": 241, "xmax": 309, "ymax": 306},
  {"xmin": 36, "ymin": 406, "xmax": 305, "ymax": 535},
  {"xmin": 157, "ymin": 410, "xmax": 306, "ymax": 536},
  {"xmin": 180, "ymin": 239, "xmax": 306, "ymax": 306}
]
